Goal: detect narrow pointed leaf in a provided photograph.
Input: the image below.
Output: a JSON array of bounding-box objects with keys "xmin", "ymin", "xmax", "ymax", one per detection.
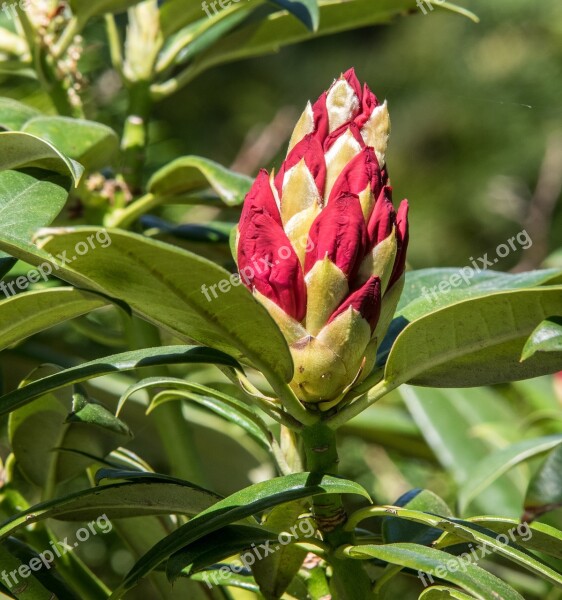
[
  {"xmin": 112, "ymin": 473, "xmax": 370, "ymax": 596},
  {"xmin": 458, "ymin": 435, "xmax": 562, "ymax": 513},
  {"xmin": 0, "ymin": 481, "xmax": 221, "ymax": 537},
  {"xmin": 343, "ymin": 543, "xmax": 524, "ymax": 600},
  {"xmin": 148, "ymin": 156, "xmax": 252, "ymax": 205},
  {"xmin": 521, "ymin": 317, "xmax": 562, "ymax": 361},
  {"xmin": 0, "ymin": 288, "xmax": 109, "ymax": 351},
  {"xmin": 0, "ymin": 345, "xmax": 240, "ymax": 416}
]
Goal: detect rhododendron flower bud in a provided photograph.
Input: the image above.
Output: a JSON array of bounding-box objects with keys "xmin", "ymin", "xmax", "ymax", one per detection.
[{"xmin": 237, "ymin": 69, "xmax": 409, "ymax": 408}]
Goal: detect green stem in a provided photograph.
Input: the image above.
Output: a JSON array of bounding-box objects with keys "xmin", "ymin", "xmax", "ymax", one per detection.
[
  {"xmin": 301, "ymin": 424, "xmax": 373, "ymax": 599},
  {"xmin": 121, "ymin": 80, "xmax": 152, "ymax": 193},
  {"xmin": 105, "ymin": 192, "xmax": 157, "ymax": 228},
  {"xmin": 326, "ymin": 379, "xmax": 396, "ymax": 430}
]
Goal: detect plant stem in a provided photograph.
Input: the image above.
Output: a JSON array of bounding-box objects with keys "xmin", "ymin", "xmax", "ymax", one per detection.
[
  {"xmin": 121, "ymin": 80, "xmax": 152, "ymax": 193},
  {"xmin": 301, "ymin": 423, "xmax": 373, "ymax": 599}
]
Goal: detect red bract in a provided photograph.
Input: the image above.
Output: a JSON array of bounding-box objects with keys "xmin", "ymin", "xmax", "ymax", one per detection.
[{"xmin": 237, "ymin": 69, "xmax": 409, "ymax": 406}]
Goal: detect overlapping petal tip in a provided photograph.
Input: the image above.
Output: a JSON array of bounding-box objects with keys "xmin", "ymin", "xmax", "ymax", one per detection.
[
  {"xmin": 329, "ymin": 147, "xmax": 382, "ymax": 204},
  {"xmin": 328, "ymin": 276, "xmax": 382, "ymax": 332},
  {"xmin": 367, "ymin": 186, "xmax": 395, "ymax": 248},
  {"xmin": 237, "ymin": 204, "xmax": 306, "ymax": 322},
  {"xmin": 304, "ymin": 192, "xmax": 367, "ymax": 279},
  {"xmin": 239, "ymin": 169, "xmax": 281, "ymax": 230},
  {"xmin": 275, "ymin": 133, "xmax": 326, "ymax": 199},
  {"xmin": 389, "ymin": 199, "xmax": 409, "ymax": 288}
]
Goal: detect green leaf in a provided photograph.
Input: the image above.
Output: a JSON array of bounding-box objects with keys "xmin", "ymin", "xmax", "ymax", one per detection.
[
  {"xmin": 166, "ymin": 524, "xmax": 279, "ymax": 582},
  {"xmin": 347, "ymin": 507, "xmax": 562, "ymax": 589},
  {"xmin": 179, "ymin": 0, "xmax": 478, "ymax": 84},
  {"xmin": 0, "ymin": 480, "xmax": 221, "ymax": 536},
  {"xmin": 419, "ymin": 586, "xmax": 477, "ymax": 599},
  {"xmin": 382, "ymin": 489, "xmax": 453, "ymax": 546},
  {"xmin": 343, "ymin": 543, "xmax": 524, "ymax": 600},
  {"xmin": 0, "ymin": 539, "xmax": 79, "ymax": 599},
  {"xmin": 112, "ymin": 473, "xmax": 370, "ymax": 596},
  {"xmin": 400, "ymin": 386, "xmax": 525, "ymax": 517},
  {"xmin": 22, "ymin": 116, "xmax": 119, "ymax": 170},
  {"xmin": 147, "ymin": 155, "xmax": 253, "ymax": 205},
  {"xmin": 385, "ymin": 287, "xmax": 562, "ymax": 387},
  {"xmin": 378, "ymin": 268, "xmax": 562, "ymax": 365},
  {"xmin": 251, "ymin": 501, "xmax": 311, "ymax": 599},
  {"xmin": 0, "ymin": 131, "xmax": 83, "ymax": 184},
  {"xmin": 397, "ymin": 268, "xmax": 562, "ymax": 314},
  {"xmin": 9, "ymin": 369, "xmax": 131, "ymax": 487},
  {"xmin": 35, "ymin": 228, "xmax": 293, "ymax": 382},
  {"xmin": 0, "ymin": 170, "xmax": 69, "ymax": 268},
  {"xmin": 521, "ymin": 317, "xmax": 562, "ymax": 360},
  {"xmin": 142, "ymin": 380, "xmax": 272, "ymax": 451},
  {"xmin": 269, "ymin": 0, "xmax": 319, "ymax": 31},
  {"xmin": 0, "ymin": 288, "xmax": 109, "ymax": 351},
  {"xmin": 525, "ymin": 444, "xmax": 562, "ymax": 519},
  {"xmin": 439, "ymin": 516, "xmax": 562, "ymax": 561},
  {"xmin": 69, "ymin": 0, "xmax": 143, "ymax": 19},
  {"xmin": 0, "ymin": 97, "xmax": 41, "ymax": 130},
  {"xmin": 0, "ymin": 345, "xmax": 240, "ymax": 416},
  {"xmin": 458, "ymin": 435, "xmax": 562, "ymax": 513}
]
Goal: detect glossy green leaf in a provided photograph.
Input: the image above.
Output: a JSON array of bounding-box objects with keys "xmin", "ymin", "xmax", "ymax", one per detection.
[
  {"xmin": 458, "ymin": 435, "xmax": 562, "ymax": 513},
  {"xmin": 112, "ymin": 473, "xmax": 370, "ymax": 596},
  {"xmin": 251, "ymin": 501, "xmax": 311, "ymax": 599},
  {"xmin": 144, "ymin": 382, "xmax": 272, "ymax": 451},
  {"xmin": 378, "ymin": 269, "xmax": 562, "ymax": 365},
  {"xmin": 438, "ymin": 516, "xmax": 562, "ymax": 561},
  {"xmin": 166, "ymin": 524, "xmax": 279, "ymax": 581},
  {"xmin": 0, "ymin": 345, "xmax": 240, "ymax": 416},
  {"xmin": 0, "ymin": 539, "xmax": 78, "ymax": 599},
  {"xmin": 148, "ymin": 155, "xmax": 252, "ymax": 205},
  {"xmin": 343, "ymin": 543, "xmax": 524, "ymax": 600},
  {"xmin": 401, "ymin": 385, "xmax": 525, "ymax": 517},
  {"xmin": 0, "ymin": 97, "xmax": 40, "ymax": 130},
  {"xmin": 521, "ymin": 317, "xmax": 562, "ymax": 360},
  {"xmin": 347, "ymin": 506, "xmax": 562, "ymax": 588},
  {"xmin": 0, "ymin": 131, "xmax": 83, "ymax": 184},
  {"xmin": 397, "ymin": 268, "xmax": 562, "ymax": 314},
  {"xmin": 180, "ymin": 0, "xmax": 478, "ymax": 85},
  {"xmin": 9, "ymin": 369, "xmax": 131, "ymax": 487},
  {"xmin": 22, "ymin": 116, "xmax": 119, "ymax": 170},
  {"xmin": 385, "ymin": 287, "xmax": 562, "ymax": 387},
  {"xmin": 525, "ymin": 444, "xmax": 562, "ymax": 519},
  {"xmin": 382, "ymin": 489, "xmax": 453, "ymax": 546},
  {"xmin": 0, "ymin": 288, "xmax": 109, "ymax": 351},
  {"xmin": 35, "ymin": 229, "xmax": 293, "ymax": 382},
  {"xmin": 0, "ymin": 170, "xmax": 69, "ymax": 269},
  {"xmin": 0, "ymin": 480, "xmax": 221, "ymax": 537},
  {"xmin": 419, "ymin": 586, "xmax": 477, "ymax": 599},
  {"xmin": 269, "ymin": 0, "xmax": 319, "ymax": 30}
]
